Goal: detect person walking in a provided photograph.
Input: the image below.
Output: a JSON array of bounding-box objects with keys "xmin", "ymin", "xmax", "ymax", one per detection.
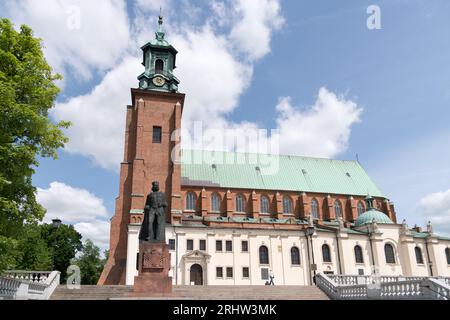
[{"xmin": 268, "ymin": 269, "xmax": 275, "ymax": 286}]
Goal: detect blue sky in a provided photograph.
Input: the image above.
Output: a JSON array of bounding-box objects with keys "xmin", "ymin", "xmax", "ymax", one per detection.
[{"xmin": 2, "ymin": 0, "xmax": 450, "ymax": 249}]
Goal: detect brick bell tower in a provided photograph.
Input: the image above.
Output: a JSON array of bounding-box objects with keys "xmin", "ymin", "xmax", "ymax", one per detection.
[{"xmin": 99, "ymin": 16, "xmax": 185, "ymax": 285}]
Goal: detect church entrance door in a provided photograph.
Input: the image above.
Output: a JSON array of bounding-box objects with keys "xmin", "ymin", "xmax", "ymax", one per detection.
[{"xmin": 190, "ymin": 264, "xmax": 203, "ymax": 285}]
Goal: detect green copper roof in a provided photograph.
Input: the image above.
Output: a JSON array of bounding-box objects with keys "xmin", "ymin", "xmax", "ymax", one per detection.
[
  {"xmin": 354, "ymin": 209, "xmax": 393, "ymax": 227},
  {"xmin": 181, "ymin": 149, "xmax": 385, "ymax": 197}
]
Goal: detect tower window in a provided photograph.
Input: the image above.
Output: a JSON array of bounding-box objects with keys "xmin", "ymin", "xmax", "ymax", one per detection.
[
  {"xmin": 155, "ymin": 59, "xmax": 164, "ymax": 74},
  {"xmin": 152, "ymin": 126, "xmax": 162, "ymax": 143},
  {"xmin": 446, "ymin": 248, "xmax": 450, "ymax": 265}
]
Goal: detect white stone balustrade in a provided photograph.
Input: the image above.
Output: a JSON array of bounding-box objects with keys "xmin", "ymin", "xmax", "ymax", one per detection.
[
  {"xmin": 316, "ymin": 273, "xmax": 450, "ymax": 300},
  {"xmin": 0, "ymin": 271, "xmax": 60, "ymax": 300}
]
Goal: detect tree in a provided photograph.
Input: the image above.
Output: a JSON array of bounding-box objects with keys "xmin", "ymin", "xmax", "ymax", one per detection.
[
  {"xmin": 16, "ymin": 223, "xmax": 52, "ymax": 271},
  {"xmin": 41, "ymin": 223, "xmax": 82, "ymax": 281},
  {"xmin": 0, "ymin": 18, "xmax": 69, "ymax": 272},
  {"xmin": 72, "ymin": 240, "xmax": 106, "ymax": 285}
]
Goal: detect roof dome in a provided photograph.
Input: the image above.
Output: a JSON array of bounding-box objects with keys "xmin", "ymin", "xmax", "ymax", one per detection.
[
  {"xmin": 354, "ymin": 195, "xmax": 393, "ymax": 227},
  {"xmin": 355, "ymin": 209, "xmax": 393, "ymax": 227}
]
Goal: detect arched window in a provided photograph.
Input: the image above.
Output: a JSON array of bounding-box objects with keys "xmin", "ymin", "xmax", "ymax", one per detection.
[
  {"xmin": 210, "ymin": 193, "xmax": 220, "ymax": 213},
  {"xmin": 291, "ymin": 247, "xmax": 300, "ymax": 265},
  {"xmin": 283, "ymin": 196, "xmax": 293, "ymax": 214},
  {"xmin": 259, "ymin": 246, "xmax": 269, "ymax": 265},
  {"xmin": 186, "ymin": 192, "xmax": 196, "ymax": 211},
  {"xmin": 236, "ymin": 194, "xmax": 245, "ymax": 213},
  {"xmin": 415, "ymin": 247, "xmax": 424, "ymax": 264},
  {"xmin": 334, "ymin": 200, "xmax": 342, "ymax": 219},
  {"xmin": 311, "ymin": 198, "xmax": 319, "ymax": 220},
  {"xmin": 322, "ymin": 244, "xmax": 331, "ymax": 262},
  {"xmin": 155, "ymin": 59, "xmax": 164, "ymax": 74},
  {"xmin": 354, "ymin": 245, "xmax": 364, "ymax": 264},
  {"xmin": 260, "ymin": 196, "xmax": 270, "ymax": 214},
  {"xmin": 357, "ymin": 201, "xmax": 365, "ymax": 217},
  {"xmin": 446, "ymin": 248, "xmax": 450, "ymax": 265},
  {"xmin": 384, "ymin": 243, "xmax": 396, "ymax": 264}
]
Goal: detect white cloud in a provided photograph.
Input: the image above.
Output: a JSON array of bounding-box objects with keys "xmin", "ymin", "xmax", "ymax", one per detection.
[
  {"xmin": 5, "ymin": 0, "xmax": 360, "ymax": 171},
  {"xmin": 74, "ymin": 220, "xmax": 110, "ymax": 252},
  {"xmin": 2, "ymin": 0, "xmax": 130, "ymax": 79},
  {"xmin": 274, "ymin": 88, "xmax": 362, "ymax": 157},
  {"xmin": 419, "ymin": 189, "xmax": 450, "ymax": 236},
  {"xmin": 173, "ymin": 27, "xmax": 253, "ymax": 127},
  {"xmin": 51, "ymin": 56, "xmax": 142, "ymax": 171},
  {"xmin": 230, "ymin": 0, "xmax": 285, "ymax": 61},
  {"xmin": 37, "ymin": 182, "xmax": 108, "ymax": 223},
  {"xmin": 37, "ymin": 182, "xmax": 110, "ymax": 250}
]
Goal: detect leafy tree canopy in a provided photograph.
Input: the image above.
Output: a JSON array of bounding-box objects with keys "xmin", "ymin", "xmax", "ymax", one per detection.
[
  {"xmin": 0, "ymin": 18, "xmax": 69, "ymax": 271},
  {"xmin": 72, "ymin": 239, "xmax": 106, "ymax": 285}
]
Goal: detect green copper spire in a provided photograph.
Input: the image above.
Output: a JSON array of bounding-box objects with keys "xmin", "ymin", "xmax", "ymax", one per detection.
[{"xmin": 137, "ymin": 16, "xmax": 180, "ymax": 93}]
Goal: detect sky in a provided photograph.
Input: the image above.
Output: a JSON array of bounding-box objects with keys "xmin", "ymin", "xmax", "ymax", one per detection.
[{"xmin": 1, "ymin": 0, "xmax": 450, "ymax": 251}]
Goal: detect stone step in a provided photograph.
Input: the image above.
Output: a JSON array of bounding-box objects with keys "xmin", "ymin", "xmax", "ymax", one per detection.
[{"xmin": 50, "ymin": 285, "xmax": 329, "ymax": 300}]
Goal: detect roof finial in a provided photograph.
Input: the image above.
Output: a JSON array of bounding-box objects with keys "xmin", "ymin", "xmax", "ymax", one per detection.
[{"xmin": 156, "ymin": 13, "xmax": 165, "ymax": 40}]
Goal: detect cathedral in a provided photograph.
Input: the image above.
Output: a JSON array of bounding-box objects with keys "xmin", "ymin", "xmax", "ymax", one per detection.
[{"xmin": 98, "ymin": 17, "xmax": 450, "ymax": 286}]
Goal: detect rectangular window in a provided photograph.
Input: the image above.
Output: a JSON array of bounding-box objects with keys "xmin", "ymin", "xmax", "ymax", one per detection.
[
  {"xmin": 152, "ymin": 126, "xmax": 162, "ymax": 143},
  {"xmin": 261, "ymin": 268, "xmax": 269, "ymax": 280},
  {"xmin": 216, "ymin": 240, "xmax": 222, "ymax": 252},
  {"xmin": 226, "ymin": 267, "xmax": 233, "ymax": 278},
  {"xmin": 168, "ymin": 239, "xmax": 175, "ymax": 251},
  {"xmin": 242, "ymin": 267, "xmax": 249, "ymax": 279},
  {"xmin": 241, "ymin": 240, "xmax": 248, "ymax": 252},
  {"xmin": 199, "ymin": 239, "xmax": 206, "ymax": 251},
  {"xmin": 216, "ymin": 267, "xmax": 223, "ymax": 278},
  {"xmin": 226, "ymin": 240, "xmax": 233, "ymax": 252},
  {"xmin": 187, "ymin": 239, "xmax": 194, "ymax": 251}
]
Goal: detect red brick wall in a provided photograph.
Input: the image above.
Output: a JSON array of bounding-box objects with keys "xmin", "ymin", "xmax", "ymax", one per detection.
[
  {"xmin": 98, "ymin": 89, "xmax": 185, "ymax": 285},
  {"xmin": 179, "ymin": 187, "xmax": 390, "ymax": 223}
]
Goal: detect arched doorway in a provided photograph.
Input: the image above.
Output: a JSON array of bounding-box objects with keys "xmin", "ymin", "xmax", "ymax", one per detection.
[{"xmin": 190, "ymin": 264, "xmax": 203, "ymax": 285}]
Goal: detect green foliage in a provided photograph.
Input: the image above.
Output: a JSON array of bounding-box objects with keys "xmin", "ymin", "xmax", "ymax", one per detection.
[
  {"xmin": 16, "ymin": 224, "xmax": 52, "ymax": 270},
  {"xmin": 41, "ymin": 223, "xmax": 82, "ymax": 280},
  {"xmin": 0, "ymin": 18, "xmax": 70, "ymax": 272},
  {"xmin": 72, "ymin": 240, "xmax": 106, "ymax": 285}
]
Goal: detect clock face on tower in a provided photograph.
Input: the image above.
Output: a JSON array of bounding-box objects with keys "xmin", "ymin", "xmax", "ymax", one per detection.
[{"xmin": 152, "ymin": 76, "xmax": 166, "ymax": 87}]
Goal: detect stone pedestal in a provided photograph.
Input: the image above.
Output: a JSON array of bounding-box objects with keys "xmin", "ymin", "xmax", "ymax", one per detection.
[{"xmin": 133, "ymin": 241, "xmax": 172, "ymax": 296}]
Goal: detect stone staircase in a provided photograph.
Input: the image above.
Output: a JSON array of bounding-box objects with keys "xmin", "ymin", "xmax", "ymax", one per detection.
[{"xmin": 50, "ymin": 285, "xmax": 329, "ymax": 300}]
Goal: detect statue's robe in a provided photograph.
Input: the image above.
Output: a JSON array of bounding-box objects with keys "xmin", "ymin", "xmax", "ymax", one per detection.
[{"xmin": 138, "ymin": 191, "xmax": 168, "ymax": 242}]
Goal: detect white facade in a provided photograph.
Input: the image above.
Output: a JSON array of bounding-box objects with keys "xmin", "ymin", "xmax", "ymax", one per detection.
[{"xmin": 125, "ymin": 223, "xmax": 450, "ymax": 286}]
